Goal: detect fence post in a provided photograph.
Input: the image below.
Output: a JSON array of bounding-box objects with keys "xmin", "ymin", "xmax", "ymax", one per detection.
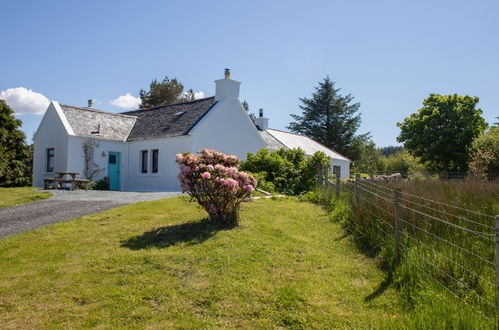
[
  {"xmin": 317, "ymin": 164, "xmax": 324, "ymax": 187},
  {"xmin": 354, "ymin": 174, "xmax": 360, "ymax": 204},
  {"xmin": 495, "ymin": 215, "xmax": 499, "ymax": 328},
  {"xmin": 394, "ymin": 188, "xmax": 402, "ymax": 263},
  {"xmin": 369, "ymin": 169, "xmax": 374, "ymax": 181},
  {"xmin": 335, "ymin": 171, "xmax": 341, "ymax": 199}
]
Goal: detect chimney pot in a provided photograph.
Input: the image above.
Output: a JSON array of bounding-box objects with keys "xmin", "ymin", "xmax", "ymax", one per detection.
[
  {"xmin": 255, "ymin": 109, "xmax": 269, "ymax": 131},
  {"xmin": 224, "ymin": 68, "xmax": 231, "ymax": 79},
  {"xmin": 259, "ymin": 108, "xmax": 263, "ymax": 118},
  {"xmin": 87, "ymin": 99, "xmax": 93, "ymax": 108}
]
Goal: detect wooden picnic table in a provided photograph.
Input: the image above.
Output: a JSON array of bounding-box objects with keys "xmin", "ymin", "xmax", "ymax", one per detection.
[{"xmin": 44, "ymin": 172, "xmax": 90, "ymax": 190}]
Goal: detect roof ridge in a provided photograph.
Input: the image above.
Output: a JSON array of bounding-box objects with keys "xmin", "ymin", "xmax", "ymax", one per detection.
[
  {"xmin": 121, "ymin": 96, "xmax": 215, "ymax": 114},
  {"xmin": 59, "ymin": 104, "xmax": 138, "ymax": 119}
]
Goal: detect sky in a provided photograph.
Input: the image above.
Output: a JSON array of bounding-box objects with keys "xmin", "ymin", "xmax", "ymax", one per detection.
[{"xmin": 1, "ymin": 0, "xmax": 498, "ymax": 146}]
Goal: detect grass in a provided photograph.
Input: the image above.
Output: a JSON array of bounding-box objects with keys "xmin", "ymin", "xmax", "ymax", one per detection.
[
  {"xmin": 0, "ymin": 197, "xmax": 403, "ymax": 328},
  {"xmin": 0, "ymin": 187, "xmax": 51, "ymax": 208},
  {"xmin": 305, "ymin": 178, "xmax": 498, "ymax": 328}
]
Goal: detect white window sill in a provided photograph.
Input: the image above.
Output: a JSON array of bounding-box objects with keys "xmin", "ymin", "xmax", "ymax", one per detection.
[{"xmin": 138, "ymin": 173, "xmax": 160, "ymax": 177}]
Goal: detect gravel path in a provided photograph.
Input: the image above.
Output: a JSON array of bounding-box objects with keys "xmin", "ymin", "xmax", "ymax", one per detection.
[{"xmin": 0, "ymin": 190, "xmax": 181, "ymax": 239}]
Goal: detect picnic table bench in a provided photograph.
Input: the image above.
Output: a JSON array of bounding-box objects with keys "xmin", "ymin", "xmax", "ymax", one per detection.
[{"xmin": 44, "ymin": 172, "xmax": 90, "ymax": 190}]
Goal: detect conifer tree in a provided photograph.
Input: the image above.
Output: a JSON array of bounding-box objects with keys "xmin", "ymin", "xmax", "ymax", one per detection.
[
  {"xmin": 288, "ymin": 76, "xmax": 365, "ymax": 160},
  {"xmin": 0, "ymin": 100, "xmax": 31, "ymax": 186}
]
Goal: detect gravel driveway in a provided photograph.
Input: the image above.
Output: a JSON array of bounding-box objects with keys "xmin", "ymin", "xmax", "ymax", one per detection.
[{"xmin": 0, "ymin": 190, "xmax": 181, "ymax": 239}]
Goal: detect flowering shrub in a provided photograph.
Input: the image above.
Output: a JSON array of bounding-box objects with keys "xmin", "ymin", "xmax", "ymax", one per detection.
[{"xmin": 176, "ymin": 149, "xmax": 257, "ymax": 226}]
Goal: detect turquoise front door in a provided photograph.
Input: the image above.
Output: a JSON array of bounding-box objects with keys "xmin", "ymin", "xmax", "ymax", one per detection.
[{"xmin": 108, "ymin": 152, "xmax": 120, "ymax": 190}]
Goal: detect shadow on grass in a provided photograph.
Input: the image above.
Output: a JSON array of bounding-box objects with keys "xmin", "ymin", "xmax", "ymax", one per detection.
[
  {"xmin": 121, "ymin": 218, "xmax": 231, "ymax": 250},
  {"xmin": 364, "ymin": 274, "xmax": 393, "ymax": 302}
]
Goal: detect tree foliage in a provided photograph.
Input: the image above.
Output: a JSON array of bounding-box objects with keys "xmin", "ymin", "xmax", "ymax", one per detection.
[
  {"xmin": 397, "ymin": 94, "xmax": 487, "ymax": 172},
  {"xmin": 288, "ymin": 76, "xmax": 366, "ymax": 160},
  {"xmin": 139, "ymin": 76, "xmax": 194, "ymax": 108},
  {"xmin": 240, "ymin": 148, "xmax": 330, "ymax": 195},
  {"xmin": 468, "ymin": 127, "xmax": 499, "ymax": 176},
  {"xmin": 0, "ymin": 100, "xmax": 31, "ymax": 186},
  {"xmin": 241, "ymin": 100, "xmax": 256, "ymax": 123}
]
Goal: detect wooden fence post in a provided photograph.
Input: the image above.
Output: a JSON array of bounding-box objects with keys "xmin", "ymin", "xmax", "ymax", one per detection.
[
  {"xmin": 394, "ymin": 188, "xmax": 402, "ymax": 263},
  {"xmin": 317, "ymin": 164, "xmax": 324, "ymax": 187},
  {"xmin": 354, "ymin": 174, "xmax": 360, "ymax": 204},
  {"xmin": 335, "ymin": 171, "xmax": 341, "ymax": 199},
  {"xmin": 495, "ymin": 215, "xmax": 499, "ymax": 328},
  {"xmin": 369, "ymin": 169, "xmax": 374, "ymax": 181}
]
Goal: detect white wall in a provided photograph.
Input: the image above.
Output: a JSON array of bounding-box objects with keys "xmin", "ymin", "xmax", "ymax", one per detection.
[
  {"xmin": 33, "ymin": 103, "xmax": 70, "ymax": 188},
  {"xmin": 330, "ymin": 159, "xmax": 350, "ymax": 180},
  {"xmin": 67, "ymin": 136, "xmax": 128, "ymax": 189},
  {"xmin": 127, "ymin": 135, "xmax": 193, "ymax": 192},
  {"xmin": 190, "ymin": 98, "xmax": 267, "ymax": 160}
]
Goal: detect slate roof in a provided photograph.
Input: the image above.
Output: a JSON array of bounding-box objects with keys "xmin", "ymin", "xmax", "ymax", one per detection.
[
  {"xmin": 260, "ymin": 128, "xmax": 350, "ymax": 161},
  {"xmin": 121, "ymin": 97, "xmax": 217, "ymax": 141},
  {"xmin": 59, "ymin": 104, "xmax": 137, "ymax": 142}
]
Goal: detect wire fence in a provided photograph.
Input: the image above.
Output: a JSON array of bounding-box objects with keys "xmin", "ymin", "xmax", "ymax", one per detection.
[{"xmin": 325, "ymin": 173, "xmax": 498, "ymax": 324}]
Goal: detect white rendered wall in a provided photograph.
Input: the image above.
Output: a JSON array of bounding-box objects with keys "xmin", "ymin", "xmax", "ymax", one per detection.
[
  {"xmin": 67, "ymin": 136, "xmax": 128, "ymax": 189},
  {"xmin": 33, "ymin": 103, "xmax": 70, "ymax": 188},
  {"xmin": 330, "ymin": 159, "xmax": 350, "ymax": 180},
  {"xmin": 190, "ymin": 98, "xmax": 267, "ymax": 160},
  {"xmin": 127, "ymin": 135, "xmax": 193, "ymax": 192}
]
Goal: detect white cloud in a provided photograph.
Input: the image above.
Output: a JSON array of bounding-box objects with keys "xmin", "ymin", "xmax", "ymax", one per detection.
[
  {"xmin": 110, "ymin": 93, "xmax": 141, "ymax": 109},
  {"xmin": 194, "ymin": 91, "xmax": 204, "ymax": 99},
  {"xmin": 0, "ymin": 87, "xmax": 50, "ymax": 115}
]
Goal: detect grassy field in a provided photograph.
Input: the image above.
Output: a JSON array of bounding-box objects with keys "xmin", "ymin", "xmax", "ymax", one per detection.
[
  {"xmin": 0, "ymin": 197, "xmax": 404, "ymax": 328},
  {"xmin": 0, "ymin": 187, "xmax": 51, "ymax": 208},
  {"xmin": 306, "ymin": 178, "xmax": 498, "ymax": 328}
]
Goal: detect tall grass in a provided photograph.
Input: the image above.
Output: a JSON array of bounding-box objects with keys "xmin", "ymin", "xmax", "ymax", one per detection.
[{"xmin": 306, "ymin": 178, "xmax": 499, "ymax": 328}]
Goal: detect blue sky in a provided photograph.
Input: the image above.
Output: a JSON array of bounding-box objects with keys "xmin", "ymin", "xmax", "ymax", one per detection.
[{"xmin": 1, "ymin": 0, "xmax": 498, "ymax": 146}]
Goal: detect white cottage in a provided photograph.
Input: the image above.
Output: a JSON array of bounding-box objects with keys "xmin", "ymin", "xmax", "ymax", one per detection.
[{"xmin": 33, "ymin": 71, "xmax": 350, "ymax": 191}]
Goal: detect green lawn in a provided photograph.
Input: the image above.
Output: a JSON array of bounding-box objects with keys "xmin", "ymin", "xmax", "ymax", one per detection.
[
  {"xmin": 0, "ymin": 187, "xmax": 51, "ymax": 208},
  {"xmin": 0, "ymin": 197, "xmax": 403, "ymax": 328}
]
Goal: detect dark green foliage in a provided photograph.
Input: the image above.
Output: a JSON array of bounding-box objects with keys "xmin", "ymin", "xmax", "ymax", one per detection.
[
  {"xmin": 397, "ymin": 94, "xmax": 487, "ymax": 172},
  {"xmin": 87, "ymin": 178, "xmax": 109, "ymax": 190},
  {"xmin": 0, "ymin": 100, "xmax": 31, "ymax": 186},
  {"xmin": 379, "ymin": 146, "xmax": 403, "ymax": 157},
  {"xmin": 139, "ymin": 76, "xmax": 194, "ymax": 108},
  {"xmin": 288, "ymin": 76, "xmax": 366, "ymax": 160},
  {"xmin": 240, "ymin": 148, "xmax": 330, "ymax": 195}
]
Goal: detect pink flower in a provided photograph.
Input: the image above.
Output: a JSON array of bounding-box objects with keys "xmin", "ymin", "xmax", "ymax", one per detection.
[
  {"xmin": 244, "ymin": 185, "xmax": 253, "ymax": 192},
  {"xmin": 207, "ymin": 165, "xmax": 214, "ymax": 170},
  {"xmin": 202, "ymin": 172, "xmax": 211, "ymax": 179},
  {"xmin": 227, "ymin": 167, "xmax": 238, "ymax": 176}
]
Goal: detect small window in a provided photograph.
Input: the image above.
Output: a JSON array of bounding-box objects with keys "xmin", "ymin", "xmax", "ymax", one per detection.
[
  {"xmin": 333, "ymin": 166, "xmax": 341, "ymax": 176},
  {"xmin": 109, "ymin": 154, "xmax": 116, "ymax": 164},
  {"xmin": 152, "ymin": 149, "xmax": 159, "ymax": 173},
  {"xmin": 141, "ymin": 150, "xmax": 148, "ymax": 173},
  {"xmin": 46, "ymin": 148, "xmax": 54, "ymax": 172}
]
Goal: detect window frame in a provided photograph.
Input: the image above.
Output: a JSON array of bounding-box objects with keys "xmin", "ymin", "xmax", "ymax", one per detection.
[
  {"xmin": 141, "ymin": 150, "xmax": 148, "ymax": 174},
  {"xmin": 152, "ymin": 149, "xmax": 159, "ymax": 173},
  {"xmin": 46, "ymin": 148, "xmax": 55, "ymax": 172}
]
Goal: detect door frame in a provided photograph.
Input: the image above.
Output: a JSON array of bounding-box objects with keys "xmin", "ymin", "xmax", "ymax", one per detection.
[{"xmin": 108, "ymin": 151, "xmax": 121, "ymax": 191}]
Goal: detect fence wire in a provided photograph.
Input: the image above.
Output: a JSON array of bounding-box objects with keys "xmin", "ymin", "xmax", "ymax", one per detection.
[{"xmin": 333, "ymin": 177, "xmax": 497, "ymax": 322}]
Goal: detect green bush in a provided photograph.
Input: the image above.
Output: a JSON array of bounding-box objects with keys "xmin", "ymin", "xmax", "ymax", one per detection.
[
  {"xmin": 88, "ymin": 178, "xmax": 109, "ymax": 190},
  {"xmin": 241, "ymin": 148, "xmax": 330, "ymax": 195},
  {"xmin": 468, "ymin": 127, "xmax": 499, "ymax": 177}
]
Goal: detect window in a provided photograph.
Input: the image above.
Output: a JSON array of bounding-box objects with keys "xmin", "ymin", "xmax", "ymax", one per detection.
[
  {"xmin": 46, "ymin": 148, "xmax": 54, "ymax": 172},
  {"xmin": 141, "ymin": 150, "xmax": 148, "ymax": 173},
  {"xmin": 109, "ymin": 154, "xmax": 116, "ymax": 164},
  {"xmin": 333, "ymin": 166, "xmax": 341, "ymax": 177},
  {"xmin": 152, "ymin": 149, "xmax": 159, "ymax": 173}
]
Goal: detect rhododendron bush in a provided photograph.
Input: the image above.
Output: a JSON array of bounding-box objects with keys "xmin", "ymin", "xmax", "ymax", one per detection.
[{"xmin": 176, "ymin": 149, "xmax": 257, "ymax": 226}]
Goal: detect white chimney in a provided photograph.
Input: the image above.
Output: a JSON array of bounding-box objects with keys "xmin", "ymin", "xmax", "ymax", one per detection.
[
  {"xmin": 87, "ymin": 99, "xmax": 93, "ymax": 108},
  {"xmin": 215, "ymin": 68, "xmax": 241, "ymax": 101},
  {"xmin": 255, "ymin": 108, "xmax": 269, "ymax": 131}
]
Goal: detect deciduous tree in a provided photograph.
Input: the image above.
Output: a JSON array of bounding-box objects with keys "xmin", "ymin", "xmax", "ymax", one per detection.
[{"xmin": 397, "ymin": 94, "xmax": 487, "ymax": 172}]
